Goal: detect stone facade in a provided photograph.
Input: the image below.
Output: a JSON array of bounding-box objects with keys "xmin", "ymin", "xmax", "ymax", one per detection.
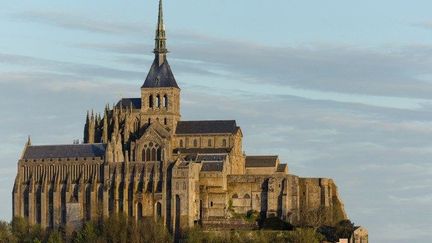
[{"xmin": 12, "ymin": 0, "xmax": 347, "ymax": 234}]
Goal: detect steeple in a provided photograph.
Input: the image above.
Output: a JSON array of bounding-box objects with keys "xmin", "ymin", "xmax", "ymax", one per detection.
[
  {"xmin": 154, "ymin": 0, "xmax": 168, "ymax": 66},
  {"xmin": 141, "ymin": 0, "xmax": 179, "ymax": 89}
]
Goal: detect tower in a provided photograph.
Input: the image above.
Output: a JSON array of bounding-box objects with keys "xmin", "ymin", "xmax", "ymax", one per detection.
[{"xmin": 141, "ymin": 0, "xmax": 180, "ymax": 133}]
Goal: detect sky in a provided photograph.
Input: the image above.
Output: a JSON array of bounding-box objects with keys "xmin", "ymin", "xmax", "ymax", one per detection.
[{"xmin": 1, "ymin": 0, "xmax": 432, "ymax": 242}]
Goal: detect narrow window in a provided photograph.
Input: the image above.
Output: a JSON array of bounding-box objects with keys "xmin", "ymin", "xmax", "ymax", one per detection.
[
  {"xmin": 142, "ymin": 149, "xmax": 146, "ymax": 162},
  {"xmin": 156, "ymin": 95, "xmax": 161, "ymax": 107},
  {"xmin": 208, "ymin": 139, "xmax": 212, "ymax": 147},
  {"xmin": 193, "ymin": 139, "xmax": 198, "ymax": 147},
  {"xmin": 164, "ymin": 95, "xmax": 168, "ymax": 108},
  {"xmin": 210, "ymin": 201, "xmax": 213, "ymax": 207},
  {"xmin": 222, "ymin": 139, "xmax": 227, "ymax": 147},
  {"xmin": 151, "ymin": 148, "xmax": 157, "ymax": 161},
  {"xmin": 149, "ymin": 95, "xmax": 153, "ymax": 108},
  {"xmin": 164, "ymin": 118, "xmax": 167, "ymax": 125},
  {"xmin": 179, "ymin": 140, "xmax": 183, "ymax": 147}
]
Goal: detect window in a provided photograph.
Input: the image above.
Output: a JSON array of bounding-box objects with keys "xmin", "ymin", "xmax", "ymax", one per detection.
[
  {"xmin": 193, "ymin": 139, "xmax": 198, "ymax": 147},
  {"xmin": 232, "ymin": 194, "xmax": 238, "ymax": 199},
  {"xmin": 222, "ymin": 139, "xmax": 227, "ymax": 147},
  {"xmin": 156, "ymin": 95, "xmax": 161, "ymax": 107},
  {"xmin": 149, "ymin": 95, "xmax": 153, "ymax": 108},
  {"xmin": 208, "ymin": 139, "xmax": 212, "ymax": 147},
  {"xmin": 210, "ymin": 201, "xmax": 213, "ymax": 207},
  {"xmin": 179, "ymin": 140, "xmax": 183, "ymax": 147},
  {"xmin": 244, "ymin": 194, "xmax": 251, "ymax": 199},
  {"xmin": 163, "ymin": 95, "xmax": 168, "ymax": 108}
]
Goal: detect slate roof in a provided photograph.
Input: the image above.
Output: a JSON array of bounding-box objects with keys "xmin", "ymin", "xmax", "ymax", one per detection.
[
  {"xmin": 116, "ymin": 98, "xmax": 141, "ymax": 109},
  {"xmin": 174, "ymin": 148, "xmax": 231, "ymax": 154},
  {"xmin": 23, "ymin": 144, "xmax": 106, "ymax": 159},
  {"xmin": 142, "ymin": 59, "xmax": 179, "ymax": 88},
  {"xmin": 201, "ymin": 162, "xmax": 224, "ymax": 172},
  {"xmin": 245, "ymin": 156, "xmax": 278, "ymax": 168},
  {"xmin": 196, "ymin": 154, "xmax": 227, "ymax": 162},
  {"xmin": 176, "ymin": 120, "xmax": 238, "ymax": 134}
]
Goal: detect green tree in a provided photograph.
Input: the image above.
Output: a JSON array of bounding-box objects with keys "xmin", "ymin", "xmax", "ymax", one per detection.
[
  {"xmin": 46, "ymin": 230, "xmax": 63, "ymax": 243},
  {"xmin": 0, "ymin": 220, "xmax": 16, "ymax": 243},
  {"xmin": 288, "ymin": 228, "xmax": 324, "ymax": 243}
]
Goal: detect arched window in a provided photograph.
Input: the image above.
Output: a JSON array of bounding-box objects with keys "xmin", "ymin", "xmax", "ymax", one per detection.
[
  {"xmin": 232, "ymin": 193, "xmax": 238, "ymax": 199},
  {"xmin": 137, "ymin": 202, "xmax": 143, "ymax": 219},
  {"xmin": 164, "ymin": 118, "xmax": 167, "ymax": 125},
  {"xmin": 36, "ymin": 187, "xmax": 41, "ymax": 224},
  {"xmin": 142, "ymin": 149, "xmax": 146, "ymax": 162},
  {"xmin": 85, "ymin": 185, "xmax": 92, "ymax": 220},
  {"xmin": 118, "ymin": 182, "xmax": 124, "ymax": 212},
  {"xmin": 151, "ymin": 148, "xmax": 156, "ymax": 161},
  {"xmin": 156, "ymin": 95, "xmax": 161, "ymax": 107},
  {"xmin": 24, "ymin": 187, "xmax": 29, "ymax": 218},
  {"xmin": 48, "ymin": 187, "xmax": 54, "ymax": 228},
  {"xmin": 210, "ymin": 201, "xmax": 213, "ymax": 207},
  {"xmin": 157, "ymin": 148, "xmax": 162, "ymax": 161},
  {"xmin": 163, "ymin": 95, "xmax": 168, "ymax": 108},
  {"xmin": 208, "ymin": 139, "xmax": 212, "ymax": 147},
  {"xmin": 146, "ymin": 148, "xmax": 151, "ymax": 161},
  {"xmin": 193, "ymin": 139, "xmax": 198, "ymax": 147},
  {"xmin": 156, "ymin": 202, "xmax": 162, "ymax": 218},
  {"xmin": 222, "ymin": 139, "xmax": 227, "ymax": 147},
  {"xmin": 244, "ymin": 193, "xmax": 251, "ymax": 199},
  {"xmin": 149, "ymin": 95, "xmax": 153, "ymax": 108},
  {"xmin": 179, "ymin": 140, "xmax": 183, "ymax": 147}
]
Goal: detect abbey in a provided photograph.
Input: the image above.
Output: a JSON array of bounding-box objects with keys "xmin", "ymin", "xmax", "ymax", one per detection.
[{"xmin": 13, "ymin": 0, "xmax": 347, "ymax": 233}]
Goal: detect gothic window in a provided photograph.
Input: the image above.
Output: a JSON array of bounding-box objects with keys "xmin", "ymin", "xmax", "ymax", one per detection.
[
  {"xmin": 149, "ymin": 95, "xmax": 153, "ymax": 108},
  {"xmin": 222, "ymin": 139, "xmax": 227, "ymax": 147},
  {"xmin": 98, "ymin": 185, "xmax": 103, "ymax": 206},
  {"xmin": 193, "ymin": 139, "xmax": 198, "ymax": 147},
  {"xmin": 179, "ymin": 140, "xmax": 183, "ymax": 147},
  {"xmin": 163, "ymin": 95, "xmax": 168, "ymax": 108},
  {"xmin": 36, "ymin": 187, "xmax": 41, "ymax": 224},
  {"xmin": 24, "ymin": 187, "xmax": 29, "ymax": 218},
  {"xmin": 61, "ymin": 185, "xmax": 67, "ymax": 224},
  {"xmin": 151, "ymin": 148, "xmax": 157, "ymax": 161},
  {"xmin": 118, "ymin": 183, "xmax": 124, "ymax": 212},
  {"xmin": 85, "ymin": 185, "xmax": 92, "ymax": 220},
  {"xmin": 137, "ymin": 202, "xmax": 143, "ymax": 219},
  {"xmin": 128, "ymin": 183, "xmax": 134, "ymax": 216},
  {"xmin": 146, "ymin": 148, "xmax": 151, "ymax": 161},
  {"xmin": 156, "ymin": 95, "xmax": 161, "ymax": 107},
  {"xmin": 232, "ymin": 193, "xmax": 238, "ymax": 199},
  {"xmin": 156, "ymin": 202, "xmax": 162, "ymax": 218},
  {"xmin": 157, "ymin": 148, "xmax": 162, "ymax": 161},
  {"xmin": 244, "ymin": 193, "xmax": 251, "ymax": 199},
  {"xmin": 208, "ymin": 139, "xmax": 212, "ymax": 147},
  {"xmin": 48, "ymin": 187, "xmax": 54, "ymax": 228},
  {"xmin": 142, "ymin": 149, "xmax": 146, "ymax": 162}
]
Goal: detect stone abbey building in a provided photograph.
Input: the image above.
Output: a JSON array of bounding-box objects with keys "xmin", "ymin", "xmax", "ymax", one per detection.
[{"xmin": 13, "ymin": 0, "xmax": 347, "ymax": 233}]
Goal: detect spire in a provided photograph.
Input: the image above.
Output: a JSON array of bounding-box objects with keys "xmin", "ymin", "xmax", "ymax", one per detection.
[
  {"xmin": 154, "ymin": 0, "xmax": 168, "ymax": 66},
  {"xmin": 142, "ymin": 0, "xmax": 179, "ymax": 89}
]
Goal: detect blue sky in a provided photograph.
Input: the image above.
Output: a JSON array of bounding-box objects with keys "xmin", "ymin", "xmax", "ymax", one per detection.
[{"xmin": 1, "ymin": 1, "xmax": 432, "ymax": 242}]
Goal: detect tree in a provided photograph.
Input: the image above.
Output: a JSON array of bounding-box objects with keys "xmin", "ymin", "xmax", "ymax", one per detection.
[
  {"xmin": 0, "ymin": 220, "xmax": 16, "ymax": 243},
  {"xmin": 288, "ymin": 228, "xmax": 324, "ymax": 243}
]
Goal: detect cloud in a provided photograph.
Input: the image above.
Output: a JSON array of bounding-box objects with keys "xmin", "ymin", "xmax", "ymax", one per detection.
[{"xmin": 11, "ymin": 11, "xmax": 146, "ymax": 34}]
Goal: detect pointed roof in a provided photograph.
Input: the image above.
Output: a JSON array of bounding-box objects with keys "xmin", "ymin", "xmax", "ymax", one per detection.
[
  {"xmin": 142, "ymin": 0, "xmax": 179, "ymax": 89},
  {"xmin": 142, "ymin": 59, "xmax": 179, "ymax": 88}
]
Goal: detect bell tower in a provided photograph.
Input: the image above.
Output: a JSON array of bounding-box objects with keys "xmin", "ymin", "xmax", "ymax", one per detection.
[{"xmin": 141, "ymin": 0, "xmax": 180, "ymax": 133}]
